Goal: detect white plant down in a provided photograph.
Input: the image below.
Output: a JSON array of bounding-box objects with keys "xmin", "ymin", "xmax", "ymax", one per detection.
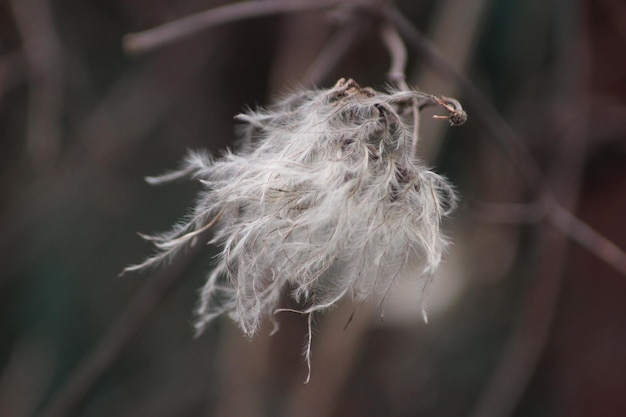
[{"xmin": 124, "ymin": 78, "xmax": 463, "ymax": 378}]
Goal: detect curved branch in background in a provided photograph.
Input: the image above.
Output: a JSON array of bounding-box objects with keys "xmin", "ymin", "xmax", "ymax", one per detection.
[
  {"xmin": 383, "ymin": 5, "xmax": 626, "ymax": 417},
  {"xmin": 383, "ymin": 4, "xmax": 626, "ymax": 276},
  {"xmin": 384, "ymin": 5, "xmax": 545, "ymax": 192},
  {"xmin": 36, "ymin": 239, "xmax": 206, "ymax": 417},
  {"xmin": 123, "ymin": 0, "xmax": 350, "ymax": 55}
]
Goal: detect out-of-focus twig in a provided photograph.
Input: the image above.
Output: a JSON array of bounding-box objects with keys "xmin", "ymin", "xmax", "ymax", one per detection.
[
  {"xmin": 0, "ymin": 52, "xmax": 27, "ymax": 99},
  {"xmin": 383, "ymin": 6, "xmax": 626, "ymax": 417},
  {"xmin": 384, "ymin": 5, "xmax": 545, "ymax": 190},
  {"xmin": 600, "ymin": 0, "xmax": 626, "ymax": 55},
  {"xmin": 470, "ymin": 198, "xmax": 626, "ymax": 276},
  {"xmin": 123, "ymin": 0, "xmax": 347, "ymax": 55},
  {"xmin": 469, "ymin": 100, "xmax": 590, "ymax": 417},
  {"xmin": 0, "ymin": 35, "xmax": 216, "ymax": 288},
  {"xmin": 384, "ymin": 4, "xmax": 626, "ymax": 277},
  {"xmin": 36, "ymin": 238, "xmax": 205, "ymax": 417},
  {"xmin": 300, "ymin": 24, "xmax": 363, "ymax": 87},
  {"xmin": 466, "ymin": 3, "xmax": 593, "ymax": 407},
  {"xmin": 379, "ymin": 23, "xmax": 409, "ymax": 90},
  {"xmin": 549, "ymin": 204, "xmax": 626, "ymax": 276},
  {"xmin": 9, "ymin": 0, "xmax": 64, "ymax": 169},
  {"xmin": 0, "ymin": 339, "xmax": 53, "ymax": 417}
]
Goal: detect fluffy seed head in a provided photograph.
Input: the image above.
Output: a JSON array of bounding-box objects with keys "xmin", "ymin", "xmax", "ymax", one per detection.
[{"xmin": 125, "ymin": 78, "xmax": 459, "ymax": 339}]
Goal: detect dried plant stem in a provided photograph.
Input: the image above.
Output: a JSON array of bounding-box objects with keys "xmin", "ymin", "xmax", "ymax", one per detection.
[
  {"xmin": 379, "ymin": 23, "xmax": 422, "ymax": 157},
  {"xmin": 384, "ymin": 4, "xmax": 626, "ymax": 276},
  {"xmin": 123, "ymin": 0, "xmax": 345, "ymax": 54}
]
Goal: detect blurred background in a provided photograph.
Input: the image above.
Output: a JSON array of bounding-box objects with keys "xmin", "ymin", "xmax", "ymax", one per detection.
[{"xmin": 1, "ymin": 0, "xmax": 625, "ymax": 416}]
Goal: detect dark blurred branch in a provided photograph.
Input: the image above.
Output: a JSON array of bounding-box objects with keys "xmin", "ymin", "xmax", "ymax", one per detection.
[
  {"xmin": 300, "ymin": 24, "xmax": 363, "ymax": 87},
  {"xmin": 379, "ymin": 23, "xmax": 408, "ymax": 89},
  {"xmin": 385, "ymin": 6, "xmax": 625, "ymax": 417},
  {"xmin": 601, "ymin": 0, "xmax": 626, "ymax": 47},
  {"xmin": 470, "ymin": 103, "xmax": 589, "ymax": 417},
  {"xmin": 384, "ymin": 4, "xmax": 626, "ymax": 277},
  {"xmin": 470, "ymin": 197, "xmax": 626, "ymax": 275},
  {"xmin": 549, "ymin": 204, "xmax": 626, "ymax": 275},
  {"xmin": 36, "ymin": 242, "xmax": 204, "ymax": 417},
  {"xmin": 0, "ymin": 52, "xmax": 27, "ymax": 97},
  {"xmin": 9, "ymin": 0, "xmax": 64, "ymax": 169},
  {"xmin": 384, "ymin": 5, "xmax": 545, "ymax": 189},
  {"xmin": 123, "ymin": 0, "xmax": 349, "ymax": 55}
]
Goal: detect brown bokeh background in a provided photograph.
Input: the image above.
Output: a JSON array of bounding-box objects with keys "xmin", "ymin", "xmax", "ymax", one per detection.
[{"xmin": 1, "ymin": 1, "xmax": 625, "ymax": 416}]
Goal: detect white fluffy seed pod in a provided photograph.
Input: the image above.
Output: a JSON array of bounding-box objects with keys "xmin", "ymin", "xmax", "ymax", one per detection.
[{"xmin": 125, "ymin": 78, "xmax": 460, "ymax": 355}]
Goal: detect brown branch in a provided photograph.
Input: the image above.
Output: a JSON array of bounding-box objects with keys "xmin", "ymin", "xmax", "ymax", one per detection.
[{"xmin": 123, "ymin": 0, "xmax": 349, "ymax": 55}]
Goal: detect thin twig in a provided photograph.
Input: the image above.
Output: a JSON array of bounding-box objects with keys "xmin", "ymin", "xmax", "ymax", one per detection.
[
  {"xmin": 123, "ymin": 0, "xmax": 348, "ymax": 55},
  {"xmin": 379, "ymin": 23, "xmax": 423, "ymax": 157}
]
